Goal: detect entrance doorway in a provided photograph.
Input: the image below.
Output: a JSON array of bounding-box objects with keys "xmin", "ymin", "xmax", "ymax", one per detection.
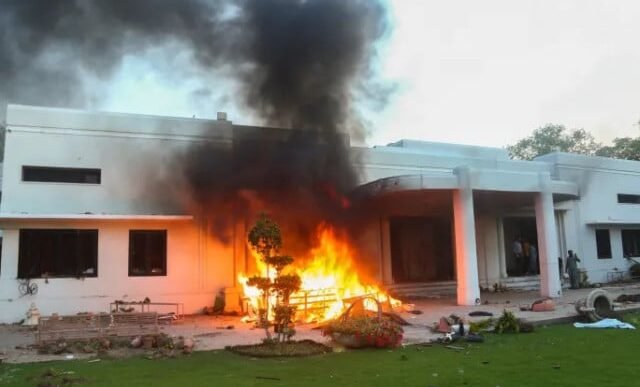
[
  {"xmin": 390, "ymin": 216, "xmax": 454, "ymax": 283},
  {"xmin": 502, "ymin": 217, "xmax": 539, "ymax": 276}
]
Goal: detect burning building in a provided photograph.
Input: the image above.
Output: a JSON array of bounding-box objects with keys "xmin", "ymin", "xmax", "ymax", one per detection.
[{"xmin": 2, "ymin": 104, "xmax": 640, "ymax": 323}]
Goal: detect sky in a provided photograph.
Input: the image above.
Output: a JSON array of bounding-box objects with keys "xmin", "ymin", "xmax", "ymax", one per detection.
[{"xmin": 99, "ymin": 0, "xmax": 640, "ymax": 148}]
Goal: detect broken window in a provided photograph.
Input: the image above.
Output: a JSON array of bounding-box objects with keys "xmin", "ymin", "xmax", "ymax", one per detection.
[
  {"xmin": 595, "ymin": 229, "xmax": 612, "ymax": 259},
  {"xmin": 18, "ymin": 229, "xmax": 98, "ymax": 278},
  {"xmin": 622, "ymin": 229, "xmax": 640, "ymax": 257},
  {"xmin": 129, "ymin": 230, "xmax": 167, "ymax": 276},
  {"xmin": 22, "ymin": 166, "xmax": 101, "ymax": 184}
]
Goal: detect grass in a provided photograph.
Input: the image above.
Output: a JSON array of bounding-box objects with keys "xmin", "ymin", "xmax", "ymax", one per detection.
[{"xmin": 1, "ymin": 323, "xmax": 640, "ymax": 386}]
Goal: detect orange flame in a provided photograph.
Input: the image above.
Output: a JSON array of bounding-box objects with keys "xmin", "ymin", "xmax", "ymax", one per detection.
[{"xmin": 239, "ymin": 224, "xmax": 401, "ymax": 322}]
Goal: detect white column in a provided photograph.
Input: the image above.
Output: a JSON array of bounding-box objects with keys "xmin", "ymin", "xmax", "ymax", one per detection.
[
  {"xmin": 496, "ymin": 217, "xmax": 508, "ymax": 278},
  {"xmin": 535, "ymin": 172, "xmax": 563, "ymax": 298},
  {"xmin": 380, "ymin": 217, "xmax": 393, "ymax": 285},
  {"xmin": 453, "ymin": 167, "xmax": 481, "ymax": 305}
]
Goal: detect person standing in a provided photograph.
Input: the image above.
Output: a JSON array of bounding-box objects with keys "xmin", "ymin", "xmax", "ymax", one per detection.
[
  {"xmin": 566, "ymin": 250, "xmax": 581, "ymax": 289},
  {"xmin": 528, "ymin": 244, "xmax": 538, "ymax": 275},
  {"xmin": 522, "ymin": 240, "xmax": 531, "ymax": 275},
  {"xmin": 512, "ymin": 238, "xmax": 523, "ymax": 274}
]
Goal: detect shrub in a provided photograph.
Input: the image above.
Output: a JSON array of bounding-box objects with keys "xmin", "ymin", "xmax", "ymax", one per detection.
[
  {"xmin": 469, "ymin": 318, "xmax": 495, "ymax": 334},
  {"xmin": 495, "ymin": 310, "xmax": 520, "ymax": 333},
  {"xmin": 322, "ymin": 316, "xmax": 403, "ymax": 348}
]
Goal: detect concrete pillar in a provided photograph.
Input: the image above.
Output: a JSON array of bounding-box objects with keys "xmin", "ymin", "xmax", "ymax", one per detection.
[
  {"xmin": 380, "ymin": 217, "xmax": 393, "ymax": 285},
  {"xmin": 453, "ymin": 167, "xmax": 481, "ymax": 305},
  {"xmin": 496, "ymin": 217, "xmax": 508, "ymax": 278},
  {"xmin": 535, "ymin": 172, "xmax": 563, "ymax": 298}
]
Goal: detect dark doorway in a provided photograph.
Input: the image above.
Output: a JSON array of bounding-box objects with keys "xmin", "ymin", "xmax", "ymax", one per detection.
[
  {"xmin": 390, "ymin": 216, "xmax": 454, "ymax": 283},
  {"xmin": 502, "ymin": 217, "xmax": 538, "ymax": 276}
]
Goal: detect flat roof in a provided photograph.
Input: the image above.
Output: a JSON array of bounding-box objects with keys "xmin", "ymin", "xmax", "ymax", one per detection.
[{"xmin": 0, "ymin": 213, "xmax": 194, "ymax": 222}]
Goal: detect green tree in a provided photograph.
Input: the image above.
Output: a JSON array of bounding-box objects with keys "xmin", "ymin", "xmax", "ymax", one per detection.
[
  {"xmin": 247, "ymin": 213, "xmax": 301, "ymax": 343},
  {"xmin": 596, "ymin": 121, "xmax": 640, "ymax": 161},
  {"xmin": 596, "ymin": 137, "xmax": 640, "ymax": 161},
  {"xmin": 507, "ymin": 124, "xmax": 601, "ymax": 160}
]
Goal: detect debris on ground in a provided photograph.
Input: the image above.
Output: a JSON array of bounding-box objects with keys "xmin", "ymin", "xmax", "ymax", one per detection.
[
  {"xmin": 575, "ymin": 289, "xmax": 617, "ymax": 322},
  {"xmin": 158, "ymin": 313, "xmax": 179, "ymax": 323},
  {"xmin": 436, "ymin": 317, "xmax": 452, "ymax": 333},
  {"xmin": 521, "ymin": 298, "xmax": 556, "ymax": 312},
  {"xmin": 383, "ymin": 312, "xmax": 411, "ymax": 326},
  {"xmin": 468, "ymin": 311, "xmax": 493, "ymax": 317},
  {"xmin": 130, "ymin": 336, "xmax": 142, "ymax": 348}
]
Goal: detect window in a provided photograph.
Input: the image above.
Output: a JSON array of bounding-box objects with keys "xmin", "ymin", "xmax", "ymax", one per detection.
[
  {"xmin": 18, "ymin": 229, "xmax": 98, "ymax": 278},
  {"xmin": 622, "ymin": 230, "xmax": 640, "ymax": 257},
  {"xmin": 22, "ymin": 166, "xmax": 101, "ymax": 184},
  {"xmin": 595, "ymin": 229, "xmax": 612, "ymax": 259},
  {"xmin": 129, "ymin": 230, "xmax": 167, "ymax": 276},
  {"xmin": 618, "ymin": 194, "xmax": 640, "ymax": 204}
]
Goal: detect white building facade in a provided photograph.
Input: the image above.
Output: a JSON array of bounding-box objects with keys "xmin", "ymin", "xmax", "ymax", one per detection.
[{"xmin": 0, "ymin": 104, "xmax": 639, "ymax": 323}]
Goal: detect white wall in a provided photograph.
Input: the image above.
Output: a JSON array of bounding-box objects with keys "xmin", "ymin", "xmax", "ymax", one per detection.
[
  {"xmin": 0, "ymin": 219, "xmax": 235, "ymax": 323},
  {"xmin": 540, "ymin": 153, "xmax": 640, "ymax": 283},
  {"xmin": 2, "ymin": 105, "xmax": 234, "ymax": 216}
]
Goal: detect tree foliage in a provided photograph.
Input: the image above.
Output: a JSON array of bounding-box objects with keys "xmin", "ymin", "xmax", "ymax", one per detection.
[
  {"xmin": 507, "ymin": 124, "xmax": 601, "ymax": 160},
  {"xmin": 247, "ymin": 214, "xmax": 301, "ymax": 343},
  {"xmin": 248, "ymin": 213, "xmax": 282, "ymax": 260},
  {"xmin": 596, "ymin": 136, "xmax": 640, "ymax": 161}
]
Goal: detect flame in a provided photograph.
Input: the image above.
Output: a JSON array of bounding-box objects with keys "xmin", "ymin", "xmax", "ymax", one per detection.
[{"xmin": 239, "ymin": 224, "xmax": 401, "ymax": 322}]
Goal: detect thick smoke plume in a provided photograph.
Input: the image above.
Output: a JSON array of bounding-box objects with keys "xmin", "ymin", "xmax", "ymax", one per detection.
[{"xmin": 1, "ymin": 0, "xmax": 390, "ymax": 246}]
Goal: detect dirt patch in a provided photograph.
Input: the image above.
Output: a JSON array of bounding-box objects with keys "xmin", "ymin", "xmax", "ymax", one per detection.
[{"xmin": 226, "ymin": 340, "xmax": 331, "ymax": 357}]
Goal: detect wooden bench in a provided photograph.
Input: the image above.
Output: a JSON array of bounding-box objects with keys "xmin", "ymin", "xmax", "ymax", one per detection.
[{"xmin": 37, "ymin": 312, "xmax": 159, "ymax": 344}]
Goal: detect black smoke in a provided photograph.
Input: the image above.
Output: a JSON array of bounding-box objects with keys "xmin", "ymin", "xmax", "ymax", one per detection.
[{"xmin": 1, "ymin": 0, "xmax": 390, "ymax": 244}]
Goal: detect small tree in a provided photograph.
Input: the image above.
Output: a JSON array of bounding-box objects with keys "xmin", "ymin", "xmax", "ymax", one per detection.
[{"xmin": 247, "ymin": 214, "xmax": 301, "ymax": 343}]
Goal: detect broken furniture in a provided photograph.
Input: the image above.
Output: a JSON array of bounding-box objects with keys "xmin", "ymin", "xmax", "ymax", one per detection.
[
  {"xmin": 36, "ymin": 312, "xmax": 159, "ymax": 344},
  {"xmin": 575, "ymin": 289, "xmax": 615, "ymax": 322},
  {"xmin": 109, "ymin": 301, "xmax": 184, "ymax": 318}
]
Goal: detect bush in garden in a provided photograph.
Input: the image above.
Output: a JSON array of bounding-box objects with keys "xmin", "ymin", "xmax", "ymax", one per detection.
[
  {"xmin": 495, "ymin": 310, "xmax": 520, "ymax": 333},
  {"xmin": 322, "ymin": 316, "xmax": 403, "ymax": 348}
]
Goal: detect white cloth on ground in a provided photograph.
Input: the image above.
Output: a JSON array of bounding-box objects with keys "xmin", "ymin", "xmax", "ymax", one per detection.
[{"xmin": 573, "ymin": 318, "xmax": 635, "ymax": 329}]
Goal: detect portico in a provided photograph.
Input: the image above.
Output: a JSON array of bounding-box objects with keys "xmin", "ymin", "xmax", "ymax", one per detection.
[{"xmin": 356, "ymin": 164, "xmax": 578, "ymax": 306}]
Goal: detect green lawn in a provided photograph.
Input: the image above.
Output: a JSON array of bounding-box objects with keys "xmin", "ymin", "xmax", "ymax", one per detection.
[{"xmin": 1, "ymin": 323, "xmax": 639, "ymax": 386}]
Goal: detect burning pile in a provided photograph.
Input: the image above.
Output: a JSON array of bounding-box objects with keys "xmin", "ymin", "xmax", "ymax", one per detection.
[{"xmin": 240, "ymin": 222, "xmax": 400, "ymax": 323}]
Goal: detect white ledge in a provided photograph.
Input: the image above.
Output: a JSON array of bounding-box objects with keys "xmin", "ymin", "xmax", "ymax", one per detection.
[
  {"xmin": 0, "ymin": 213, "xmax": 194, "ymax": 222},
  {"xmin": 586, "ymin": 219, "xmax": 640, "ymax": 226}
]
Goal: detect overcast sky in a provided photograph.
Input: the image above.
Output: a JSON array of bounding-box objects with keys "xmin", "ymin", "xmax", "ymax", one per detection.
[{"xmin": 100, "ymin": 0, "xmax": 640, "ymax": 148}]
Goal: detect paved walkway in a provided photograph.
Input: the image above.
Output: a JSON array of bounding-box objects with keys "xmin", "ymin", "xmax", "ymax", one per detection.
[{"xmin": 2, "ymin": 283, "xmax": 640, "ymax": 363}]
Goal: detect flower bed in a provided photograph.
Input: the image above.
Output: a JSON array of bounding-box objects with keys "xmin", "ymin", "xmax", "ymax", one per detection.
[{"xmin": 322, "ymin": 316, "xmax": 403, "ymax": 348}]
